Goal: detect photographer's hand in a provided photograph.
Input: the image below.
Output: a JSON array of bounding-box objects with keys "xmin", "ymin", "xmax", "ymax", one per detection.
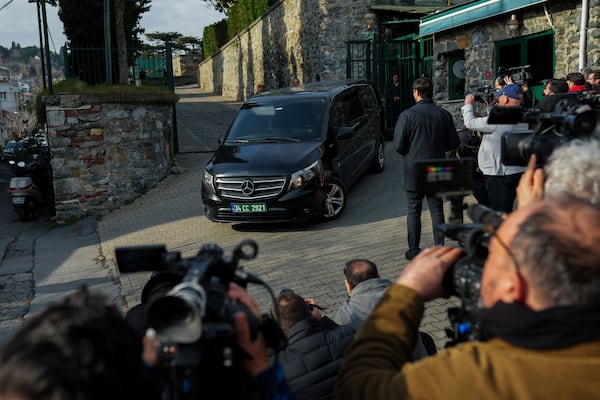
[
  {"xmin": 142, "ymin": 328, "xmax": 160, "ymax": 367},
  {"xmin": 229, "ymin": 282, "xmax": 269, "ymax": 377},
  {"xmin": 464, "ymin": 94, "xmax": 475, "ymax": 106},
  {"xmin": 516, "ymin": 154, "xmax": 545, "ymax": 208},
  {"xmin": 396, "ymin": 246, "xmax": 464, "ymax": 301}
]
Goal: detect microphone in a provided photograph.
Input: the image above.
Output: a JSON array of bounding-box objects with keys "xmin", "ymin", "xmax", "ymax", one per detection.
[{"xmin": 467, "ymin": 204, "xmax": 504, "ymax": 232}]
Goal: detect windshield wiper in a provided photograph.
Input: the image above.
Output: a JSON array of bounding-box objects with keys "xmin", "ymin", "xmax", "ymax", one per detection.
[
  {"xmin": 226, "ymin": 136, "xmax": 300, "ymax": 143},
  {"xmin": 228, "ymin": 138, "xmax": 250, "ymax": 143},
  {"xmin": 246, "ymin": 137, "xmax": 300, "ymax": 143}
]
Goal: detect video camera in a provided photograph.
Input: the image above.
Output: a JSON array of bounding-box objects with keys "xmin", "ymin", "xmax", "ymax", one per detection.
[
  {"xmin": 415, "ymin": 159, "xmax": 499, "ymax": 345},
  {"xmin": 116, "ymin": 239, "xmax": 277, "ymax": 400},
  {"xmin": 487, "ymin": 91, "xmax": 600, "ymax": 166},
  {"xmin": 498, "ymin": 65, "xmax": 532, "ymax": 85},
  {"xmin": 470, "ymin": 84, "xmax": 496, "ymax": 104}
]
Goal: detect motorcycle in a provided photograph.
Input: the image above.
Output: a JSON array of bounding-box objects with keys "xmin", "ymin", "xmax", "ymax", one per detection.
[{"xmin": 7, "ymin": 146, "xmax": 54, "ymax": 222}]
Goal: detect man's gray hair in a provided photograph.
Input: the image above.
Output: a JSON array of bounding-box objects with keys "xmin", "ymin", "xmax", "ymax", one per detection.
[
  {"xmin": 511, "ymin": 199, "xmax": 600, "ymax": 306},
  {"xmin": 544, "ymin": 138, "xmax": 600, "ymax": 207}
]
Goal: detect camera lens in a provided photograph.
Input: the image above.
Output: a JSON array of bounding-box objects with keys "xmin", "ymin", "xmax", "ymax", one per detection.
[{"xmin": 564, "ymin": 108, "xmax": 596, "ymax": 135}]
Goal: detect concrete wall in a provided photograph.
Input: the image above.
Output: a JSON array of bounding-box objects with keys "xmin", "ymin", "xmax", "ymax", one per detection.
[
  {"xmin": 199, "ymin": 0, "xmax": 373, "ymax": 100},
  {"xmin": 44, "ymin": 94, "xmax": 174, "ymax": 222}
]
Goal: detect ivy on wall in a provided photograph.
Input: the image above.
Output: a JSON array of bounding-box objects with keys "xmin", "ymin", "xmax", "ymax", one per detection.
[
  {"xmin": 203, "ymin": 20, "xmax": 229, "ymax": 57},
  {"xmin": 202, "ymin": 0, "xmax": 276, "ymax": 57}
]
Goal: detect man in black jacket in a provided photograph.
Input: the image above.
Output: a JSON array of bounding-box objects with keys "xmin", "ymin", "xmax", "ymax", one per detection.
[
  {"xmin": 273, "ymin": 291, "xmax": 355, "ymax": 400},
  {"xmin": 393, "ymin": 77, "xmax": 459, "ymax": 260}
]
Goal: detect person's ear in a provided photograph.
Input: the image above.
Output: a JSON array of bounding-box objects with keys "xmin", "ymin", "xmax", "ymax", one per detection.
[
  {"xmin": 344, "ymin": 279, "xmax": 353, "ymax": 295},
  {"xmin": 500, "ymin": 268, "xmax": 527, "ymax": 304}
]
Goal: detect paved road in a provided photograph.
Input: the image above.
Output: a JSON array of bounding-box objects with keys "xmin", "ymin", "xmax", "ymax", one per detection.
[
  {"xmin": 0, "ymin": 162, "xmax": 47, "ymax": 342},
  {"xmin": 99, "ymin": 86, "xmax": 462, "ymax": 349},
  {"xmin": 0, "ymin": 86, "xmax": 463, "ymax": 349}
]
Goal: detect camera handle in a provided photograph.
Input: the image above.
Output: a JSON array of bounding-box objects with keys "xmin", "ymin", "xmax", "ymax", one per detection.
[{"xmin": 448, "ymin": 194, "xmax": 467, "ymax": 224}]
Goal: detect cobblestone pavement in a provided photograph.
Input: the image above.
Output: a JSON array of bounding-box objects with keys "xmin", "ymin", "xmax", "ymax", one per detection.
[
  {"xmin": 0, "ymin": 85, "xmax": 465, "ymax": 350},
  {"xmin": 98, "ymin": 86, "xmax": 463, "ymax": 349}
]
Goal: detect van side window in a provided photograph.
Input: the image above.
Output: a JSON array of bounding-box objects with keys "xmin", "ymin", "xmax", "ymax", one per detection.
[
  {"xmin": 358, "ymin": 85, "xmax": 378, "ymax": 113},
  {"xmin": 345, "ymin": 92, "xmax": 364, "ymax": 123},
  {"xmin": 330, "ymin": 98, "xmax": 347, "ymax": 129}
]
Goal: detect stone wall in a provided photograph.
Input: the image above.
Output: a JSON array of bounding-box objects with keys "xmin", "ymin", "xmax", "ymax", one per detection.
[
  {"xmin": 44, "ymin": 94, "xmax": 174, "ymax": 222},
  {"xmin": 432, "ymin": 0, "xmax": 600, "ymax": 121},
  {"xmin": 199, "ymin": 0, "xmax": 371, "ymax": 100}
]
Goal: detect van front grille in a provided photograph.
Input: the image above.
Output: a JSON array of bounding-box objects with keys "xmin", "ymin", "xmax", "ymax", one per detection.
[{"xmin": 216, "ymin": 176, "xmax": 287, "ymax": 200}]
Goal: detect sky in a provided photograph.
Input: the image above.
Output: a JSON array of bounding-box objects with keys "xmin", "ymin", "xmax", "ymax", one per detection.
[{"xmin": 0, "ymin": 0, "xmax": 225, "ymax": 51}]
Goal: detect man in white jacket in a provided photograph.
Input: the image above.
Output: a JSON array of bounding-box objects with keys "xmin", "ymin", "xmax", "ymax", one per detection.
[{"xmin": 462, "ymin": 83, "xmax": 526, "ymax": 212}]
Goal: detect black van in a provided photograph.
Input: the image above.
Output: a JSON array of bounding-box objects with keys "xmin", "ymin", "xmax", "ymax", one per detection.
[{"xmin": 201, "ymin": 79, "xmax": 386, "ymax": 223}]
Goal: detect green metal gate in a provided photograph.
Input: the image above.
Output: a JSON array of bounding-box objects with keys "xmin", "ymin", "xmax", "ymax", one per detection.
[{"xmin": 346, "ymin": 35, "xmax": 432, "ymax": 137}]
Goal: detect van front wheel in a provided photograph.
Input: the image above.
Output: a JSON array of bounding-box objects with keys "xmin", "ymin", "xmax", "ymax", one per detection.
[{"xmin": 321, "ymin": 178, "xmax": 346, "ymax": 221}]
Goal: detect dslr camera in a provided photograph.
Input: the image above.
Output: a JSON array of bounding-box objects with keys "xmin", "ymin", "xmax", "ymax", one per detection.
[
  {"xmin": 488, "ymin": 91, "xmax": 600, "ymax": 166},
  {"xmin": 116, "ymin": 239, "xmax": 267, "ymax": 399},
  {"xmin": 415, "ymin": 159, "xmax": 499, "ymax": 345}
]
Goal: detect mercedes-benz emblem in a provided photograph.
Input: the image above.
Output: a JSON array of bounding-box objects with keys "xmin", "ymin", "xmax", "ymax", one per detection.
[{"xmin": 241, "ymin": 179, "xmax": 255, "ymax": 196}]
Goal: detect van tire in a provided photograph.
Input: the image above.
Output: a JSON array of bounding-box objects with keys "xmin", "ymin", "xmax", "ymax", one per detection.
[
  {"xmin": 370, "ymin": 138, "xmax": 385, "ymax": 173},
  {"xmin": 321, "ymin": 177, "xmax": 346, "ymax": 221}
]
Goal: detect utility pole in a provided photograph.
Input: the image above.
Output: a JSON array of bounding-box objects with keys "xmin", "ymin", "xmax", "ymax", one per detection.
[
  {"xmin": 33, "ymin": 0, "xmax": 47, "ymax": 90},
  {"xmin": 40, "ymin": 0, "xmax": 53, "ymax": 94},
  {"xmin": 30, "ymin": 0, "xmax": 53, "ymax": 94}
]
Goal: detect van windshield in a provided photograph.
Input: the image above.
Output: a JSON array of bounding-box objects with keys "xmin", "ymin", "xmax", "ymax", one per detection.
[{"xmin": 227, "ymin": 98, "xmax": 325, "ymax": 142}]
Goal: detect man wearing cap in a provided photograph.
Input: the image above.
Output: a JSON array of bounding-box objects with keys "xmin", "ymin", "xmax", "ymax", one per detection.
[{"xmin": 462, "ymin": 83, "xmax": 527, "ymax": 213}]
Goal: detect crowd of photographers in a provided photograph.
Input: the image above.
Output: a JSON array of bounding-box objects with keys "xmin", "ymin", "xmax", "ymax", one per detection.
[
  {"xmin": 334, "ymin": 71, "xmax": 600, "ymax": 399},
  {"xmin": 1, "ymin": 68, "xmax": 600, "ymax": 400}
]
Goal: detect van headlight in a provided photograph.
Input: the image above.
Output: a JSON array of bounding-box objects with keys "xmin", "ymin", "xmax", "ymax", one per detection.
[
  {"xmin": 203, "ymin": 169, "xmax": 216, "ymax": 192},
  {"xmin": 289, "ymin": 161, "xmax": 319, "ymax": 190}
]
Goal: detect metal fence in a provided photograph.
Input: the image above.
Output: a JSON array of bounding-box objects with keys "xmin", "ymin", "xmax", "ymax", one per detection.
[
  {"xmin": 346, "ymin": 37, "xmax": 431, "ymax": 136},
  {"xmin": 62, "ymin": 43, "xmax": 182, "ymax": 153},
  {"xmin": 63, "ymin": 45, "xmax": 170, "ymax": 86}
]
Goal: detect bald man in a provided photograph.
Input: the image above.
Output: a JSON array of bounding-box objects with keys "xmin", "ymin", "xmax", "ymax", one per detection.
[{"xmin": 336, "ymin": 198, "xmax": 600, "ymax": 400}]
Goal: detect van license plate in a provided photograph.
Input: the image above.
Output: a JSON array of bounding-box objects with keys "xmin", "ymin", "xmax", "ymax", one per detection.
[
  {"xmin": 231, "ymin": 203, "xmax": 267, "ymax": 213},
  {"xmin": 12, "ymin": 197, "xmax": 26, "ymax": 205}
]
